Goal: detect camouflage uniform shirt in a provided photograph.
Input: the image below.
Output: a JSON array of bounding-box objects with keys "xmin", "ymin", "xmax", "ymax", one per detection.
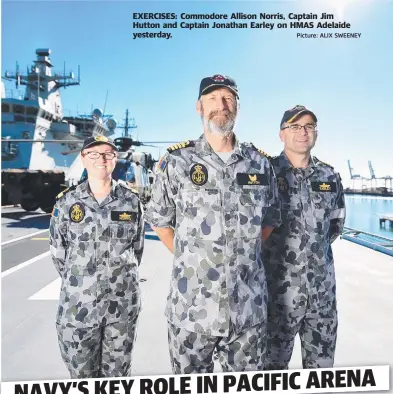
[
  {"xmin": 49, "ymin": 180, "xmax": 144, "ymax": 328},
  {"xmin": 145, "ymin": 135, "xmax": 281, "ymax": 336},
  {"xmin": 262, "ymin": 152, "xmax": 346, "ymax": 310}
]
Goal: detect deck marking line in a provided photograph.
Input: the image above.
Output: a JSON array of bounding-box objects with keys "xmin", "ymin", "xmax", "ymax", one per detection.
[
  {"xmin": 29, "ymin": 277, "xmax": 61, "ymax": 300},
  {"xmin": 1, "ymin": 251, "xmax": 50, "ymax": 278},
  {"xmin": 1, "ymin": 229, "xmax": 49, "ymax": 246}
]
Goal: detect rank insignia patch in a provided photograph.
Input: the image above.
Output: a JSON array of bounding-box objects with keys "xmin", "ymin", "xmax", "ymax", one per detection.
[
  {"xmin": 167, "ymin": 140, "xmax": 194, "ymax": 152},
  {"xmin": 69, "ymin": 203, "xmax": 85, "ymax": 223},
  {"xmin": 236, "ymin": 173, "xmax": 268, "ymax": 186},
  {"xmin": 311, "ymin": 182, "xmax": 337, "ymax": 192},
  {"xmin": 190, "ymin": 163, "xmax": 208, "ymax": 186},
  {"xmin": 111, "ymin": 211, "xmax": 137, "ymax": 221},
  {"xmin": 277, "ymin": 177, "xmax": 289, "ymax": 193}
]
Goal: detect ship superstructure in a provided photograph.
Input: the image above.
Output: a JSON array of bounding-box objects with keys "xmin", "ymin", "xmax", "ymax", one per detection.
[{"xmin": 1, "ymin": 48, "xmax": 117, "ymax": 212}]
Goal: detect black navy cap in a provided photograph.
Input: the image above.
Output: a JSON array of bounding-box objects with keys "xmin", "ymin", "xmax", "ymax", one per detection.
[
  {"xmin": 280, "ymin": 105, "xmax": 317, "ymax": 128},
  {"xmin": 81, "ymin": 135, "xmax": 118, "ymax": 151},
  {"xmin": 198, "ymin": 74, "xmax": 239, "ymax": 99}
]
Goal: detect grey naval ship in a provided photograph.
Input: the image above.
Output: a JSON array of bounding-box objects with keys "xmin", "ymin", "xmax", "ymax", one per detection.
[
  {"xmin": 1, "ymin": 48, "xmax": 118, "ymax": 213},
  {"xmin": 1, "ymin": 50, "xmax": 393, "ymax": 390}
]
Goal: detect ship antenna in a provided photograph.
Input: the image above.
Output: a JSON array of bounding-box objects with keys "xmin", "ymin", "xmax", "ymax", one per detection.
[
  {"xmin": 125, "ymin": 109, "xmax": 129, "ymax": 137},
  {"xmin": 63, "ymin": 61, "xmax": 66, "ymax": 89},
  {"xmin": 103, "ymin": 90, "xmax": 109, "ymax": 118},
  {"xmin": 37, "ymin": 65, "xmax": 40, "ymax": 99}
]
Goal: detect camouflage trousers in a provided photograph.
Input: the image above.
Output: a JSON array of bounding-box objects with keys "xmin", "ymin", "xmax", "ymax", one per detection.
[
  {"xmin": 56, "ymin": 315, "xmax": 139, "ymax": 378},
  {"xmin": 265, "ymin": 301, "xmax": 337, "ymax": 370},
  {"xmin": 167, "ymin": 321, "xmax": 267, "ymax": 374}
]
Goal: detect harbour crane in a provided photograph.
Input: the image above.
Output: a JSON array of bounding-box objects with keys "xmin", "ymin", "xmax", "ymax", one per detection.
[{"xmin": 347, "ymin": 160, "xmax": 363, "ymax": 189}]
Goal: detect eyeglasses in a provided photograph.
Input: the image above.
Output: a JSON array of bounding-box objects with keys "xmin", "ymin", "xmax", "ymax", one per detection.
[
  {"xmin": 281, "ymin": 124, "xmax": 317, "ymax": 133},
  {"xmin": 82, "ymin": 151, "xmax": 117, "ymax": 160}
]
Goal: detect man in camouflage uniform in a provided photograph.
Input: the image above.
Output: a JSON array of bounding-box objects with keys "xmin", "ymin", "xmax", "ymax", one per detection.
[
  {"xmin": 145, "ymin": 75, "xmax": 281, "ymax": 374},
  {"xmin": 49, "ymin": 136, "xmax": 144, "ymax": 378},
  {"xmin": 262, "ymin": 105, "xmax": 346, "ymax": 370}
]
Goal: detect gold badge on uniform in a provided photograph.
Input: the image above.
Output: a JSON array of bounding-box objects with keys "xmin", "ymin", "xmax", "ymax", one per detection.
[
  {"xmin": 248, "ymin": 174, "xmax": 259, "ymax": 185},
  {"xmin": 119, "ymin": 212, "xmax": 132, "ymax": 221},
  {"xmin": 94, "ymin": 135, "xmax": 108, "ymax": 142},
  {"xmin": 69, "ymin": 203, "xmax": 85, "ymax": 223},
  {"xmin": 111, "ymin": 211, "xmax": 136, "ymax": 221},
  {"xmin": 277, "ymin": 177, "xmax": 289, "ymax": 193},
  {"xmin": 319, "ymin": 183, "xmax": 331, "ymax": 191},
  {"xmin": 190, "ymin": 163, "xmax": 208, "ymax": 186},
  {"xmin": 311, "ymin": 181, "xmax": 337, "ymax": 192}
]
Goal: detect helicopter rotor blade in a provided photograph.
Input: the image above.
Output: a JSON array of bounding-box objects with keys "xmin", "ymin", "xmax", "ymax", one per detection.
[
  {"xmin": 139, "ymin": 143, "xmax": 161, "ymax": 148},
  {"xmin": 140, "ymin": 141, "xmax": 179, "ymax": 144},
  {"xmin": 61, "ymin": 149, "xmax": 82, "ymax": 155}
]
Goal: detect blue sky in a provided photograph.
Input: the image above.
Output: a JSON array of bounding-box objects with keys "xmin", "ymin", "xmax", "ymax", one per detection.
[{"xmin": 2, "ymin": 0, "xmax": 392, "ymax": 187}]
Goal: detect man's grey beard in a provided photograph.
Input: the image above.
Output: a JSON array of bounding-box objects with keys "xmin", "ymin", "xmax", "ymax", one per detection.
[{"xmin": 201, "ymin": 106, "xmax": 237, "ymax": 137}]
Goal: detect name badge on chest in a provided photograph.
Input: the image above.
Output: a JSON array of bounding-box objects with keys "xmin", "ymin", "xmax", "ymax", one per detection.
[
  {"xmin": 311, "ymin": 182, "xmax": 337, "ymax": 192},
  {"xmin": 111, "ymin": 211, "xmax": 137, "ymax": 222},
  {"xmin": 236, "ymin": 173, "xmax": 268, "ymax": 186}
]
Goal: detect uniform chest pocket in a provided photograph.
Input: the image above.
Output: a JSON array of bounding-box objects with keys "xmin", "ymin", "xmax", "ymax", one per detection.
[
  {"xmin": 238, "ymin": 186, "xmax": 268, "ymax": 206},
  {"xmin": 236, "ymin": 186, "xmax": 268, "ymax": 239},
  {"xmin": 66, "ymin": 223, "xmax": 96, "ymax": 276},
  {"xmin": 67, "ymin": 222, "xmax": 92, "ymax": 245},
  {"xmin": 311, "ymin": 192, "xmax": 336, "ymax": 211},
  {"xmin": 109, "ymin": 223, "xmax": 136, "ymax": 240},
  {"xmin": 108, "ymin": 223, "xmax": 137, "ymax": 266},
  {"xmin": 180, "ymin": 189, "xmax": 222, "ymax": 241},
  {"xmin": 279, "ymin": 203, "xmax": 301, "ymax": 233}
]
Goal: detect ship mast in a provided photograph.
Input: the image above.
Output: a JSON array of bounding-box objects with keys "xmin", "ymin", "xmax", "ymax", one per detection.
[{"xmin": 118, "ymin": 109, "xmax": 137, "ymax": 137}]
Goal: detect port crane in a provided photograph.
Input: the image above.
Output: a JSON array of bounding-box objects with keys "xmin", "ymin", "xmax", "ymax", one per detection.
[
  {"xmin": 368, "ymin": 161, "xmax": 393, "ymax": 191},
  {"xmin": 347, "ymin": 160, "xmax": 364, "ymax": 189},
  {"xmin": 347, "ymin": 160, "xmax": 393, "ymax": 194},
  {"xmin": 368, "ymin": 160, "xmax": 376, "ymax": 188}
]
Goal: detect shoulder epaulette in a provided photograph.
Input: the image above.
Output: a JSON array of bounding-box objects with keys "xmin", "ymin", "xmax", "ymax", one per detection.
[
  {"xmin": 314, "ymin": 156, "xmax": 334, "ymax": 169},
  {"xmin": 55, "ymin": 185, "xmax": 76, "ymax": 201},
  {"xmin": 118, "ymin": 180, "xmax": 139, "ymax": 194},
  {"xmin": 249, "ymin": 143, "xmax": 272, "ymax": 160},
  {"xmin": 257, "ymin": 149, "xmax": 272, "ymax": 160},
  {"xmin": 167, "ymin": 140, "xmax": 195, "ymax": 153}
]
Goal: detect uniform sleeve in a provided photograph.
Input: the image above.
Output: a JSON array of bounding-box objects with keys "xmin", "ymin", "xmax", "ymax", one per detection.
[
  {"xmin": 144, "ymin": 153, "xmax": 177, "ymax": 228},
  {"xmin": 49, "ymin": 201, "xmax": 68, "ymax": 276},
  {"xmin": 262, "ymin": 161, "xmax": 282, "ymax": 228},
  {"xmin": 132, "ymin": 201, "xmax": 145, "ymax": 266},
  {"xmin": 329, "ymin": 172, "xmax": 346, "ymax": 243}
]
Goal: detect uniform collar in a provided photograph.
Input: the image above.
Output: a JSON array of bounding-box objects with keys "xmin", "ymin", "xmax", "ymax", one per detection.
[
  {"xmin": 278, "ymin": 151, "xmax": 317, "ymax": 177},
  {"xmin": 78, "ymin": 178, "xmax": 121, "ymax": 202},
  {"xmin": 195, "ymin": 133, "xmax": 246, "ymax": 160},
  {"xmin": 278, "ymin": 151, "xmax": 316, "ymax": 169}
]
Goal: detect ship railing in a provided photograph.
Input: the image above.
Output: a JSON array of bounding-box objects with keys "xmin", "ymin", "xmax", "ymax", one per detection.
[{"xmin": 341, "ymin": 227, "xmax": 393, "ymax": 257}]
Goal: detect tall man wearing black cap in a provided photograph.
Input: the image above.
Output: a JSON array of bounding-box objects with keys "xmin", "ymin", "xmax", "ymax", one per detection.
[
  {"xmin": 49, "ymin": 135, "xmax": 145, "ymax": 378},
  {"xmin": 262, "ymin": 105, "xmax": 346, "ymax": 369},
  {"xmin": 145, "ymin": 75, "xmax": 281, "ymax": 373}
]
